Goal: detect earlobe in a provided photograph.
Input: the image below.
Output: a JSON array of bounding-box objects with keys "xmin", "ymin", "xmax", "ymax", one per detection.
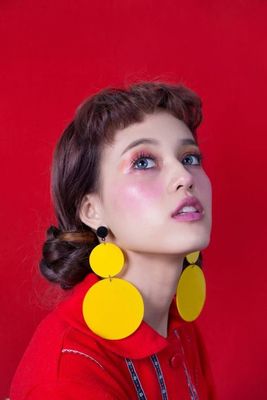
[{"xmin": 79, "ymin": 193, "xmax": 103, "ymax": 230}]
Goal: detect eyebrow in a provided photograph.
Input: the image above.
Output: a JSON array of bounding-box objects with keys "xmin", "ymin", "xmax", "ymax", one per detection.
[{"xmin": 120, "ymin": 137, "xmax": 198, "ymax": 156}]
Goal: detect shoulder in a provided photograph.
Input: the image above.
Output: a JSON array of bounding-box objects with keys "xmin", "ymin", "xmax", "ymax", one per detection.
[
  {"xmin": 10, "ymin": 309, "xmax": 127, "ymax": 400},
  {"xmin": 10, "ymin": 311, "xmax": 68, "ymax": 399}
]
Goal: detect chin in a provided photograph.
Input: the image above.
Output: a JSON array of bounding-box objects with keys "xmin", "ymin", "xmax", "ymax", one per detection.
[
  {"xmin": 196, "ymin": 235, "xmax": 211, "ymax": 251},
  {"xmin": 184, "ymin": 234, "xmax": 211, "ymax": 253}
]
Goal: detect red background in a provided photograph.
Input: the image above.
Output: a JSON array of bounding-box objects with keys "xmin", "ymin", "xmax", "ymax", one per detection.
[{"xmin": 1, "ymin": 1, "xmax": 266, "ymax": 398}]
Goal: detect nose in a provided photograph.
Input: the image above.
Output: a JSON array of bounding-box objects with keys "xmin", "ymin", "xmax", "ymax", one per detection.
[{"xmin": 167, "ymin": 161, "xmax": 194, "ymax": 193}]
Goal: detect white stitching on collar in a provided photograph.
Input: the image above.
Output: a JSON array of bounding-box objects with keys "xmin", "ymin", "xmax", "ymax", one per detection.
[{"xmin": 61, "ymin": 348, "xmax": 104, "ymax": 370}]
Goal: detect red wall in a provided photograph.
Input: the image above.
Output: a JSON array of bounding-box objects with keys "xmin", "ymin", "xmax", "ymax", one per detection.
[{"xmin": 1, "ymin": 1, "xmax": 266, "ymax": 398}]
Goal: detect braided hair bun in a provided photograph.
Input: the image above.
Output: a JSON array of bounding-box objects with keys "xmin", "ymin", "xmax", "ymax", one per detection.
[{"xmin": 39, "ymin": 226, "xmax": 98, "ymax": 289}]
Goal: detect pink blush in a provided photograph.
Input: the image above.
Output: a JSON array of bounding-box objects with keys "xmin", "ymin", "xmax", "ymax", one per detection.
[{"xmin": 112, "ymin": 181, "xmax": 163, "ymax": 215}]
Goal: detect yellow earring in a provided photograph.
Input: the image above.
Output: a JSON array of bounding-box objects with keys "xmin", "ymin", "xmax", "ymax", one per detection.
[
  {"xmin": 82, "ymin": 226, "xmax": 144, "ymax": 340},
  {"xmin": 176, "ymin": 251, "xmax": 206, "ymax": 322}
]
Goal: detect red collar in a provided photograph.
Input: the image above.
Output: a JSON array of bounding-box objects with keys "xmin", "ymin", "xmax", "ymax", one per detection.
[{"xmin": 56, "ymin": 273, "xmax": 187, "ymax": 360}]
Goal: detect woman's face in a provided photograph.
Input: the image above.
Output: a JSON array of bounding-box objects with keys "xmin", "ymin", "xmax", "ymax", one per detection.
[{"xmin": 96, "ymin": 110, "xmax": 212, "ymax": 256}]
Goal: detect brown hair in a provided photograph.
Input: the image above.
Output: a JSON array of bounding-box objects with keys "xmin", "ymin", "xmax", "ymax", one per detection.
[{"xmin": 40, "ymin": 81, "xmax": 203, "ymax": 289}]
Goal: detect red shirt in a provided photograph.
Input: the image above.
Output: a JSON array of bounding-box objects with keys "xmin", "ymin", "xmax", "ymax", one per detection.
[{"xmin": 10, "ymin": 273, "xmax": 216, "ymax": 399}]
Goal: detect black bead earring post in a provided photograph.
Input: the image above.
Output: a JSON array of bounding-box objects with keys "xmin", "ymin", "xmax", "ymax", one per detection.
[{"xmin": 96, "ymin": 226, "xmax": 108, "ymax": 241}]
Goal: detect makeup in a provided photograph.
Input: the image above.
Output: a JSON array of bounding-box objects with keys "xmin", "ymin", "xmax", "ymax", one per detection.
[{"xmin": 171, "ymin": 211, "xmax": 204, "ymax": 222}]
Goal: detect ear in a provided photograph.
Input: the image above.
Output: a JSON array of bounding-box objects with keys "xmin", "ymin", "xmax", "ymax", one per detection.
[{"xmin": 79, "ymin": 193, "xmax": 104, "ymax": 231}]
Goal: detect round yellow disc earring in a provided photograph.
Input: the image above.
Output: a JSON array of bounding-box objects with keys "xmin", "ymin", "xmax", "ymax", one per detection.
[
  {"xmin": 176, "ymin": 250, "xmax": 206, "ymax": 322},
  {"xmin": 82, "ymin": 226, "xmax": 144, "ymax": 340}
]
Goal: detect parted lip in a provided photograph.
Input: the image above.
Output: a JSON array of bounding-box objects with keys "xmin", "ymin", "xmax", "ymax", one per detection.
[{"xmin": 171, "ymin": 196, "xmax": 204, "ymax": 217}]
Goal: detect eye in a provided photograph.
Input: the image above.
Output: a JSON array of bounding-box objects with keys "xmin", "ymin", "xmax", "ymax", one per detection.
[
  {"xmin": 182, "ymin": 153, "xmax": 203, "ymax": 166},
  {"xmin": 130, "ymin": 152, "xmax": 157, "ymax": 170}
]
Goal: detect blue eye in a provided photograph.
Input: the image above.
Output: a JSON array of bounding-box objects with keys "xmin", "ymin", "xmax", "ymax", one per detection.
[
  {"xmin": 183, "ymin": 153, "xmax": 203, "ymax": 166},
  {"xmin": 130, "ymin": 152, "xmax": 156, "ymax": 170}
]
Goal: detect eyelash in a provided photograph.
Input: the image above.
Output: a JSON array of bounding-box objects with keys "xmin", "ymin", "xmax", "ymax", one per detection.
[{"xmin": 130, "ymin": 151, "xmax": 203, "ymax": 170}]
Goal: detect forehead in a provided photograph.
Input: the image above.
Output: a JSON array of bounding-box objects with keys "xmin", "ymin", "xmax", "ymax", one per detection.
[{"xmin": 110, "ymin": 111, "xmax": 194, "ymax": 151}]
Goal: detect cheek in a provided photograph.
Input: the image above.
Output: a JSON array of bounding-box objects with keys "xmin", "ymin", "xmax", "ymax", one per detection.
[{"xmin": 111, "ymin": 179, "xmax": 163, "ymax": 215}]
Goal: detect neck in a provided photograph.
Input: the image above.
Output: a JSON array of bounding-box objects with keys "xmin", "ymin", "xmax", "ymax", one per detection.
[{"xmin": 117, "ymin": 251, "xmax": 184, "ymax": 338}]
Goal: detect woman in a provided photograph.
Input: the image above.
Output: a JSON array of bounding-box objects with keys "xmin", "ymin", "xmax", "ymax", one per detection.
[{"xmin": 10, "ymin": 81, "xmax": 215, "ymax": 399}]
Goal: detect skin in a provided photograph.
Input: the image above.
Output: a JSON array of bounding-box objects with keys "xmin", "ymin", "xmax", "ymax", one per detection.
[{"xmin": 79, "ymin": 110, "xmax": 212, "ymax": 337}]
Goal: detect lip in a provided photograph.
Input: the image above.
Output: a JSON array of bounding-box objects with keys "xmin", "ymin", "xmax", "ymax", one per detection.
[
  {"xmin": 171, "ymin": 196, "xmax": 204, "ymax": 218},
  {"xmin": 172, "ymin": 211, "xmax": 203, "ymax": 222}
]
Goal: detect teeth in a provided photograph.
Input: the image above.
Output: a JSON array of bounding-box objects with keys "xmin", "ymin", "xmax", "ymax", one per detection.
[{"xmin": 178, "ymin": 206, "xmax": 198, "ymax": 214}]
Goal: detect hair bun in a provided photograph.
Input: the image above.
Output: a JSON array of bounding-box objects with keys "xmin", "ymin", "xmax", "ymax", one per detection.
[{"xmin": 39, "ymin": 225, "xmax": 98, "ymax": 290}]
